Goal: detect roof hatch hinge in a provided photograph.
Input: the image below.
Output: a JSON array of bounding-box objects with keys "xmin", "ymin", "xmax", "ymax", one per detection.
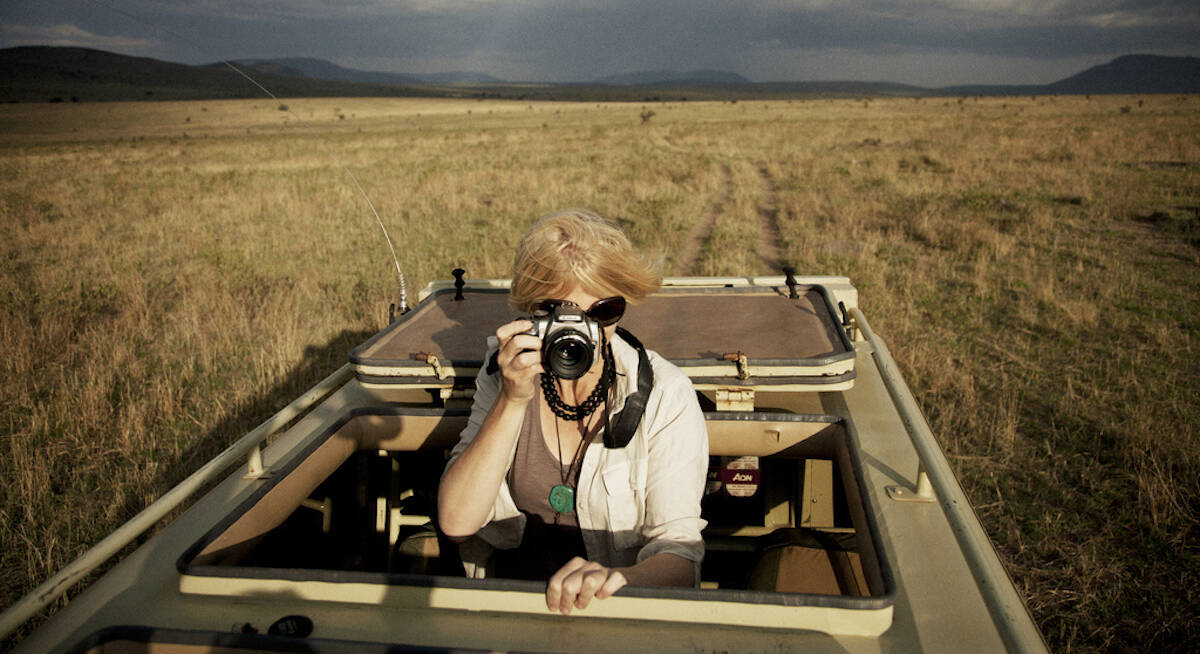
[{"xmin": 714, "ymin": 387, "xmax": 755, "ymax": 412}]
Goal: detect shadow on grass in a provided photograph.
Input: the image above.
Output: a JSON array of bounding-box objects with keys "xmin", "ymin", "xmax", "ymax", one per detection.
[
  {"xmin": 127, "ymin": 327, "xmax": 379, "ymax": 524},
  {"xmin": 4, "ymin": 328, "xmax": 379, "ymax": 649},
  {"xmin": 104, "ymin": 328, "xmax": 379, "ymax": 581}
]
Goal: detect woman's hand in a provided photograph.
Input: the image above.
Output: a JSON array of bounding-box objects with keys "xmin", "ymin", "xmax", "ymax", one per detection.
[
  {"xmin": 546, "ymin": 557, "xmax": 628, "ymax": 615},
  {"xmin": 438, "ymin": 319, "xmax": 545, "ymax": 539},
  {"xmin": 494, "ymin": 319, "xmax": 544, "ymax": 404}
]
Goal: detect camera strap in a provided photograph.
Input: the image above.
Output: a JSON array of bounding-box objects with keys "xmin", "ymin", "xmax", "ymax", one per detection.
[{"xmin": 602, "ymin": 326, "xmax": 652, "ymax": 449}]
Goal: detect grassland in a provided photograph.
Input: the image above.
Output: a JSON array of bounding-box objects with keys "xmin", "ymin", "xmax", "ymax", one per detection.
[{"xmin": 1, "ymin": 94, "xmax": 1198, "ymax": 651}]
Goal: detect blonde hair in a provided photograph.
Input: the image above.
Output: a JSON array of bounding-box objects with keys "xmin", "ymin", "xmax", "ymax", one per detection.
[{"xmin": 510, "ymin": 208, "xmax": 661, "ymax": 312}]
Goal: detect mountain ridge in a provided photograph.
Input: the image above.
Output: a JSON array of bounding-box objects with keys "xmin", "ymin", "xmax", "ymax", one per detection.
[
  {"xmin": 1048, "ymin": 53, "xmax": 1200, "ymax": 94},
  {"xmin": 0, "ymin": 46, "xmax": 430, "ymax": 102},
  {"xmin": 2, "ymin": 46, "xmax": 1198, "ymax": 103},
  {"xmin": 232, "ymin": 57, "xmax": 506, "ymax": 86},
  {"xmin": 593, "ymin": 69, "xmax": 752, "ymax": 85}
]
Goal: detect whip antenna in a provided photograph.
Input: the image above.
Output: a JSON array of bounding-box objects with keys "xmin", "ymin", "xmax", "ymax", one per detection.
[
  {"xmin": 100, "ymin": 1, "xmax": 409, "ymax": 314},
  {"xmin": 211, "ymin": 63, "xmax": 409, "ymax": 314}
]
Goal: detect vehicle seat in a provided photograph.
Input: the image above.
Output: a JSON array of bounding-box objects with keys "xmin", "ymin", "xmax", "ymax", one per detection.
[{"xmin": 748, "ymin": 528, "xmax": 870, "ymax": 596}]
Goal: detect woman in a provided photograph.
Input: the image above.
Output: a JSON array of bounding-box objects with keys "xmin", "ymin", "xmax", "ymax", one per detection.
[{"xmin": 438, "ymin": 209, "xmax": 708, "ymax": 615}]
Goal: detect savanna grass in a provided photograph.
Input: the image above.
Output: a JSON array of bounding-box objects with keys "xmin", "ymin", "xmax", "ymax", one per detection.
[{"xmin": 1, "ymin": 94, "xmax": 1197, "ymax": 651}]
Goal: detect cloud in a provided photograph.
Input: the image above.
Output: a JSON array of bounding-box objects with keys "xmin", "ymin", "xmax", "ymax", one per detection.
[
  {"xmin": 325, "ymin": 0, "xmax": 1200, "ymax": 78},
  {"xmin": 2, "ymin": 0, "xmax": 1197, "ymax": 84},
  {"xmin": 0, "ymin": 22, "xmax": 158, "ymax": 51}
]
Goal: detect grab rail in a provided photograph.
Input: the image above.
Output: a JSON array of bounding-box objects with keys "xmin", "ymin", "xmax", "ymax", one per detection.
[
  {"xmin": 0, "ymin": 363, "xmax": 355, "ymax": 641},
  {"xmin": 848, "ymin": 307, "xmax": 1047, "ymax": 653}
]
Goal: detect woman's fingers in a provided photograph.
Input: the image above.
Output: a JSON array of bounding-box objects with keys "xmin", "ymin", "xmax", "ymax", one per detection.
[
  {"xmin": 494, "ymin": 320, "xmax": 543, "ymax": 401},
  {"xmin": 495, "ymin": 321, "xmax": 533, "ymax": 359},
  {"xmin": 573, "ymin": 567, "xmax": 609, "ymax": 610},
  {"xmin": 547, "ymin": 558, "xmax": 626, "ymax": 615},
  {"xmin": 496, "ymin": 323, "xmax": 542, "ymax": 365},
  {"xmin": 502, "ymin": 335, "xmax": 541, "ymax": 363},
  {"xmin": 495, "ymin": 319, "xmax": 534, "ymax": 343},
  {"xmin": 546, "ymin": 557, "xmax": 589, "ymax": 613}
]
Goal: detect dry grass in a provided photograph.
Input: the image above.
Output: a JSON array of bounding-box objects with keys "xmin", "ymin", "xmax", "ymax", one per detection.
[{"xmin": 1, "ymin": 94, "xmax": 1198, "ymax": 651}]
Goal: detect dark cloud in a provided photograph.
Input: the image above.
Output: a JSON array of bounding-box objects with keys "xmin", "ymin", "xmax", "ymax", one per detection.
[{"xmin": 2, "ymin": 0, "xmax": 1197, "ymax": 85}]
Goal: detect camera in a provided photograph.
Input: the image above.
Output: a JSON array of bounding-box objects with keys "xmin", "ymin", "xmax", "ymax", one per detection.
[{"xmin": 524, "ymin": 303, "xmax": 601, "ymax": 380}]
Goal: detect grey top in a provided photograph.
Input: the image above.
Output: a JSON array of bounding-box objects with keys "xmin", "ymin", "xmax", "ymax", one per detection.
[{"xmin": 508, "ymin": 394, "xmax": 590, "ymax": 528}]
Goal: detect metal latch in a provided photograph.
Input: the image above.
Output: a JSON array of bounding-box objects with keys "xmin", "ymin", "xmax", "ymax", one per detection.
[
  {"xmin": 411, "ymin": 352, "xmax": 447, "ymax": 380},
  {"xmin": 723, "ymin": 352, "xmax": 751, "ymax": 380}
]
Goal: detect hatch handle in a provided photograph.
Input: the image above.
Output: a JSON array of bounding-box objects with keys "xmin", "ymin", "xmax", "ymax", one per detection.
[
  {"xmin": 838, "ymin": 301, "xmax": 858, "ymax": 341},
  {"xmin": 452, "ymin": 268, "xmax": 466, "ymax": 301},
  {"xmin": 782, "ymin": 265, "xmax": 799, "ymax": 299}
]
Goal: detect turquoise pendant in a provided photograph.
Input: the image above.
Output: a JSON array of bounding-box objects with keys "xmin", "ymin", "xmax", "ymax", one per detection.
[{"xmin": 548, "ymin": 484, "xmax": 575, "ymax": 513}]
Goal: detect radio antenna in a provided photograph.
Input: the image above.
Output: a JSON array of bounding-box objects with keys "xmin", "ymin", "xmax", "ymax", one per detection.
[{"xmin": 100, "ymin": 1, "xmax": 409, "ymax": 314}]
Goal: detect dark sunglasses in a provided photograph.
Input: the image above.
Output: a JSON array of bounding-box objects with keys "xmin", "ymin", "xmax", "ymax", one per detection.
[{"xmin": 535, "ymin": 295, "xmax": 627, "ymax": 326}]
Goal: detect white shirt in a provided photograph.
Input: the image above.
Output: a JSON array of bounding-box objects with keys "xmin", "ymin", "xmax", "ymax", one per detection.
[{"xmin": 447, "ymin": 332, "xmax": 709, "ymax": 581}]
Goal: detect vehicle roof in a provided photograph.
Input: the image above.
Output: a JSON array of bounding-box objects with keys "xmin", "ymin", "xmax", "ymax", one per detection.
[{"xmin": 13, "ymin": 277, "xmax": 1045, "ymax": 653}]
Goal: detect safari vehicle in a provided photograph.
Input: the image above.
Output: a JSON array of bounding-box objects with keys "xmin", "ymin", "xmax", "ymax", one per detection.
[{"xmin": 3, "ymin": 274, "xmax": 1047, "ymax": 653}]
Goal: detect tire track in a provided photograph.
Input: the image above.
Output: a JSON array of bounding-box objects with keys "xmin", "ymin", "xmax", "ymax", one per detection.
[
  {"xmin": 677, "ymin": 162, "xmax": 731, "ymax": 276},
  {"xmin": 755, "ymin": 162, "xmax": 788, "ymax": 273}
]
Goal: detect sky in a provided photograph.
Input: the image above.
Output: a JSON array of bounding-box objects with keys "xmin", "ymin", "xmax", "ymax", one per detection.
[{"xmin": 2, "ymin": 1, "xmax": 1199, "ymax": 88}]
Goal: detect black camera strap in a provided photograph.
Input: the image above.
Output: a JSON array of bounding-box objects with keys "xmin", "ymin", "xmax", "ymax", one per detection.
[{"xmin": 603, "ymin": 326, "xmax": 652, "ymax": 449}]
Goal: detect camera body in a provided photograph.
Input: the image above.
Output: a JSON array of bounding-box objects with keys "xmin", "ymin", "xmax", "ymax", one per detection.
[{"xmin": 525, "ymin": 303, "xmax": 601, "ymax": 380}]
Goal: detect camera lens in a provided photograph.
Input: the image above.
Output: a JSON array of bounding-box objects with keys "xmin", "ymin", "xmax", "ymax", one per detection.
[{"xmin": 544, "ymin": 330, "xmax": 593, "ymax": 379}]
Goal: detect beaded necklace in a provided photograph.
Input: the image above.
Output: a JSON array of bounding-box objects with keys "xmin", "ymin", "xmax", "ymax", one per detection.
[{"xmin": 544, "ymin": 338, "xmax": 614, "ymax": 514}]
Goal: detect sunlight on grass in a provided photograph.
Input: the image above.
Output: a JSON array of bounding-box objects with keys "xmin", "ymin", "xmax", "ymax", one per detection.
[{"xmin": 1, "ymin": 94, "xmax": 1197, "ymax": 651}]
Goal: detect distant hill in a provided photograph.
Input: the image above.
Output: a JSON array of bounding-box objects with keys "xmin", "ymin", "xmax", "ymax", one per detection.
[
  {"xmin": 2, "ymin": 46, "xmax": 1198, "ymax": 103},
  {"xmin": 212, "ymin": 54, "xmax": 1200, "ymax": 97},
  {"xmin": 594, "ymin": 70, "xmax": 751, "ymax": 85},
  {"xmin": 754, "ymin": 80, "xmax": 928, "ymax": 96},
  {"xmin": 0, "ymin": 46, "xmax": 431, "ymax": 102},
  {"xmin": 1047, "ymin": 54, "xmax": 1200, "ymax": 94},
  {"xmin": 234, "ymin": 57, "xmax": 504, "ymax": 86},
  {"xmin": 935, "ymin": 83, "xmax": 1050, "ymax": 97},
  {"xmin": 940, "ymin": 54, "xmax": 1200, "ymax": 96}
]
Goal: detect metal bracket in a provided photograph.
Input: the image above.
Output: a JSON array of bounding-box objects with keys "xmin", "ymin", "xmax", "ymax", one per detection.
[
  {"xmin": 839, "ymin": 301, "xmax": 859, "ymax": 341},
  {"xmin": 299, "ymin": 496, "xmax": 333, "ymax": 533},
  {"xmin": 886, "ymin": 463, "xmax": 935, "ymax": 503},
  {"xmin": 439, "ymin": 387, "xmax": 474, "ymax": 408},
  {"xmin": 243, "ymin": 444, "xmax": 271, "ymax": 480}
]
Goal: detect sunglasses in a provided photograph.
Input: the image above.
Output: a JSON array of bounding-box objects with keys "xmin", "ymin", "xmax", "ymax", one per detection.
[{"xmin": 535, "ymin": 296, "xmax": 627, "ymax": 327}]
